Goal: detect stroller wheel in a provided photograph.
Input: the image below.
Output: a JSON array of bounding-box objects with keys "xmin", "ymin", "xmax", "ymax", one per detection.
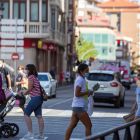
[
  {"xmin": 1, "ymin": 124, "xmax": 13, "ymax": 138},
  {"xmin": 9, "ymin": 123, "xmax": 19, "ymax": 137}
]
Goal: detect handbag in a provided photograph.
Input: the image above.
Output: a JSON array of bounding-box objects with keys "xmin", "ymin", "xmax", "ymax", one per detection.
[
  {"xmin": 87, "ymin": 95, "xmax": 94, "ymax": 116},
  {"xmin": 39, "ymin": 84, "xmax": 48, "ymax": 101},
  {"xmin": 123, "ymin": 111, "xmax": 135, "ymax": 123}
]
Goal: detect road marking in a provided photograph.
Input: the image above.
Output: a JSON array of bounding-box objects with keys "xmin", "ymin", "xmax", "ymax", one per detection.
[
  {"xmin": 48, "ymin": 98, "xmax": 73, "ymax": 108},
  {"xmin": 70, "ymin": 138, "xmax": 82, "ymax": 140},
  {"xmin": 19, "ymin": 137, "xmax": 48, "ymax": 140}
]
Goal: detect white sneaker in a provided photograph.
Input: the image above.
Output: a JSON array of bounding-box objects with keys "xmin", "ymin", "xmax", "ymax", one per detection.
[
  {"xmin": 23, "ymin": 132, "xmax": 34, "ymax": 139},
  {"xmin": 34, "ymin": 134, "xmax": 45, "ymax": 139}
]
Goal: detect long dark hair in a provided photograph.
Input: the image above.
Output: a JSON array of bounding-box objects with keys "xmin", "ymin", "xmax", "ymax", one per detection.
[
  {"xmin": 26, "ymin": 64, "xmax": 38, "ymax": 77},
  {"xmin": 78, "ymin": 63, "xmax": 88, "ymax": 74}
]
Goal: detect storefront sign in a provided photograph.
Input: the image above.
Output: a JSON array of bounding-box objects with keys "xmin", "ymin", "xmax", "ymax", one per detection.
[
  {"xmin": 38, "ymin": 41, "xmax": 55, "ymax": 51},
  {"xmin": 47, "ymin": 43, "xmax": 55, "ymax": 51}
]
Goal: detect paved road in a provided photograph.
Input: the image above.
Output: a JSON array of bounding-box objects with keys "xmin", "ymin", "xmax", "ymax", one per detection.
[{"xmin": 1, "ymin": 84, "xmax": 136, "ymax": 140}]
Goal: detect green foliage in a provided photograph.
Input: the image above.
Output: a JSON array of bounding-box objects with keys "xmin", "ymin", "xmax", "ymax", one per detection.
[{"xmin": 75, "ymin": 36, "xmax": 98, "ymax": 61}]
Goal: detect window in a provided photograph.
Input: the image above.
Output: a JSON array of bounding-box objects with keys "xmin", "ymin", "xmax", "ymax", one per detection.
[
  {"xmin": 116, "ymin": 51, "xmax": 123, "ymax": 57},
  {"xmin": 87, "ymin": 1, "xmax": 93, "ymax": 8},
  {"xmin": 102, "ymin": 34, "xmax": 108, "ymax": 44},
  {"xmin": 78, "ymin": 11, "xmax": 84, "ymax": 16},
  {"xmin": 30, "ymin": 0, "xmax": 39, "ymax": 21},
  {"xmin": 51, "ymin": 9, "xmax": 55, "ymax": 30},
  {"xmin": 138, "ymin": 23, "xmax": 140, "ymax": 28},
  {"xmin": 69, "ymin": 0, "xmax": 72, "ymax": 5},
  {"xmin": 68, "ymin": 22, "xmax": 72, "ymax": 31},
  {"xmin": 42, "ymin": 0, "xmax": 48, "ymax": 22},
  {"xmin": 87, "ymin": 34, "xmax": 93, "ymax": 42},
  {"xmin": 78, "ymin": 0, "xmax": 85, "ymax": 8},
  {"xmin": 106, "ymin": 12, "xmax": 110, "ymax": 18},
  {"xmin": 0, "ymin": 0, "xmax": 9, "ymax": 19},
  {"xmin": 102, "ymin": 47, "xmax": 108, "ymax": 55},
  {"xmin": 94, "ymin": 34, "xmax": 101, "ymax": 43},
  {"xmin": 137, "ymin": 13, "xmax": 140, "ymax": 19},
  {"xmin": 13, "ymin": 0, "xmax": 26, "ymax": 20},
  {"xmin": 38, "ymin": 75, "xmax": 49, "ymax": 81},
  {"xmin": 87, "ymin": 73, "xmax": 114, "ymax": 81}
]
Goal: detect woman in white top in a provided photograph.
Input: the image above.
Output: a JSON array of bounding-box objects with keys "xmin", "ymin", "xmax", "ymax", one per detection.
[{"xmin": 65, "ymin": 63, "xmax": 93, "ymax": 140}]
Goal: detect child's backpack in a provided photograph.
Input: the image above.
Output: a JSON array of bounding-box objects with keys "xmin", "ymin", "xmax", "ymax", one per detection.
[{"xmin": 0, "ymin": 73, "xmax": 3, "ymax": 104}]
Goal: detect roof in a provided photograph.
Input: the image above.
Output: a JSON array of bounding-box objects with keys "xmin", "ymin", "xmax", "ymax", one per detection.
[
  {"xmin": 89, "ymin": 70, "xmax": 115, "ymax": 74},
  {"xmin": 97, "ymin": 0, "xmax": 139, "ymax": 8},
  {"xmin": 115, "ymin": 31, "xmax": 133, "ymax": 42},
  {"xmin": 76, "ymin": 15, "xmax": 115, "ymax": 29}
]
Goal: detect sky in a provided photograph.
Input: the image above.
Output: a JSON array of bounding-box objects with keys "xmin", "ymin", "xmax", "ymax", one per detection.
[{"xmin": 104, "ymin": 0, "xmax": 140, "ymax": 5}]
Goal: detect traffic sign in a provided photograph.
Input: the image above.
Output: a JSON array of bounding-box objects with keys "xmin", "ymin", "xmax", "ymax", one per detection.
[{"xmin": 11, "ymin": 53, "xmax": 19, "ymax": 61}]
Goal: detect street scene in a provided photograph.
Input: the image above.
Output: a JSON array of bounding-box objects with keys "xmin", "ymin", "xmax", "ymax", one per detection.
[{"xmin": 0, "ymin": 0, "xmax": 140, "ymax": 140}]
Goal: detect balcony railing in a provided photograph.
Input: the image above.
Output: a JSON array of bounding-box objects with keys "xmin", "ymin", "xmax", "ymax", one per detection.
[
  {"xmin": 50, "ymin": 29, "xmax": 66, "ymax": 46},
  {"xmin": 24, "ymin": 22, "xmax": 50, "ymax": 38}
]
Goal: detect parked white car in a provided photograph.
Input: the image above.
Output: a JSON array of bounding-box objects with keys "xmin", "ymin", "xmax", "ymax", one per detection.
[
  {"xmin": 38, "ymin": 73, "xmax": 57, "ymax": 98},
  {"xmin": 86, "ymin": 70, "xmax": 125, "ymax": 108}
]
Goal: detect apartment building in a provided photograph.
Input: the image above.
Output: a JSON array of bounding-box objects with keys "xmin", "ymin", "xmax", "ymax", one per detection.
[
  {"xmin": 76, "ymin": 15, "xmax": 117, "ymax": 61},
  {"xmin": 0, "ymin": 0, "xmax": 68, "ymax": 80},
  {"xmin": 97, "ymin": 0, "xmax": 140, "ymax": 66}
]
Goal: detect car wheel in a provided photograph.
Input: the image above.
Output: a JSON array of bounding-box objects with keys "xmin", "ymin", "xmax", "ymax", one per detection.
[
  {"xmin": 49, "ymin": 89, "xmax": 52, "ymax": 99},
  {"xmin": 114, "ymin": 96, "xmax": 120, "ymax": 108},
  {"xmin": 120, "ymin": 93, "xmax": 125, "ymax": 107},
  {"xmin": 52, "ymin": 88, "xmax": 56, "ymax": 98}
]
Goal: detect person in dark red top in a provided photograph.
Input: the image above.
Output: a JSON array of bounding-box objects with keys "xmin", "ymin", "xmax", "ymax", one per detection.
[
  {"xmin": 18, "ymin": 64, "xmax": 45, "ymax": 140},
  {"xmin": 60, "ymin": 70, "xmax": 64, "ymax": 86}
]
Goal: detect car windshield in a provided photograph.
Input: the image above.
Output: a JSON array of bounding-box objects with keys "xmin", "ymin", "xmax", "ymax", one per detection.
[
  {"xmin": 38, "ymin": 75, "xmax": 49, "ymax": 81},
  {"xmin": 87, "ymin": 73, "xmax": 114, "ymax": 81}
]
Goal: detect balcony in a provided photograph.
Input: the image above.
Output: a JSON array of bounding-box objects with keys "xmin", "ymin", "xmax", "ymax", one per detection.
[
  {"xmin": 50, "ymin": 0, "xmax": 62, "ymax": 11},
  {"xmin": 0, "ymin": 22, "xmax": 66, "ymax": 47},
  {"xmin": 50, "ymin": 29, "xmax": 66, "ymax": 47},
  {"xmin": 24, "ymin": 22, "xmax": 50, "ymax": 38}
]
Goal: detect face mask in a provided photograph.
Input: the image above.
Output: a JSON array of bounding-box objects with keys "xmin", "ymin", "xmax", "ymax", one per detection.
[
  {"xmin": 84, "ymin": 73, "xmax": 89, "ymax": 77},
  {"xmin": 18, "ymin": 70, "xmax": 22, "ymax": 74},
  {"xmin": 26, "ymin": 74, "xmax": 28, "ymax": 78},
  {"xmin": 24, "ymin": 70, "xmax": 27, "ymax": 74},
  {"xmin": 0, "ymin": 64, "xmax": 2, "ymax": 68}
]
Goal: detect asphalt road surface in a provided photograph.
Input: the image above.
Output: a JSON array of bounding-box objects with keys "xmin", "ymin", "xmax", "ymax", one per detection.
[{"xmin": 1, "ymin": 84, "xmax": 136, "ymax": 140}]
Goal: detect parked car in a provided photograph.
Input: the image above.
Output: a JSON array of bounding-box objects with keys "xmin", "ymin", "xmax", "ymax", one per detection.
[
  {"xmin": 130, "ymin": 74, "xmax": 137, "ymax": 83},
  {"xmin": 86, "ymin": 70, "xmax": 125, "ymax": 108},
  {"xmin": 38, "ymin": 73, "xmax": 57, "ymax": 98},
  {"xmin": 121, "ymin": 79, "xmax": 131, "ymax": 89}
]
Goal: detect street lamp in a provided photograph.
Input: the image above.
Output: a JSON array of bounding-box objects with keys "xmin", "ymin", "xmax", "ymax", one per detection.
[
  {"xmin": 0, "ymin": 5, "xmax": 4, "ymax": 16},
  {"xmin": 78, "ymin": 39, "xmax": 82, "ymax": 46}
]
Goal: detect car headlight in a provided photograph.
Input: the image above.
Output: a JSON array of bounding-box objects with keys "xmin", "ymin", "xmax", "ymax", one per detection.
[{"xmin": 45, "ymin": 85, "xmax": 49, "ymax": 88}]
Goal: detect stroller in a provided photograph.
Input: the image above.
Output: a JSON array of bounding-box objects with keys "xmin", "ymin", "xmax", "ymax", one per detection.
[{"xmin": 0, "ymin": 89, "xmax": 26, "ymax": 138}]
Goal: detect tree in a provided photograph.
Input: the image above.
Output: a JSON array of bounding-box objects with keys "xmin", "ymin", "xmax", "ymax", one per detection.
[{"xmin": 75, "ymin": 36, "xmax": 98, "ymax": 61}]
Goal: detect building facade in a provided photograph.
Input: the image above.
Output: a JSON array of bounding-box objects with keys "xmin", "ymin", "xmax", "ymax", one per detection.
[
  {"xmin": 97, "ymin": 0, "xmax": 140, "ymax": 67},
  {"xmin": 76, "ymin": 16, "xmax": 116, "ymax": 61},
  {"xmin": 0, "ymin": 0, "xmax": 68, "ymax": 81}
]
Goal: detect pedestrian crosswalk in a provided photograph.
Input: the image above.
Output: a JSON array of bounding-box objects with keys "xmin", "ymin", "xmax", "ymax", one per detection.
[{"xmin": 7, "ymin": 107, "xmax": 128, "ymax": 119}]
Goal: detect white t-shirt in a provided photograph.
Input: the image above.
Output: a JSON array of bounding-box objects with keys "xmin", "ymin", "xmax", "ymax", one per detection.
[
  {"xmin": 65, "ymin": 71, "xmax": 70, "ymax": 79},
  {"xmin": 72, "ymin": 76, "xmax": 88, "ymax": 107}
]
